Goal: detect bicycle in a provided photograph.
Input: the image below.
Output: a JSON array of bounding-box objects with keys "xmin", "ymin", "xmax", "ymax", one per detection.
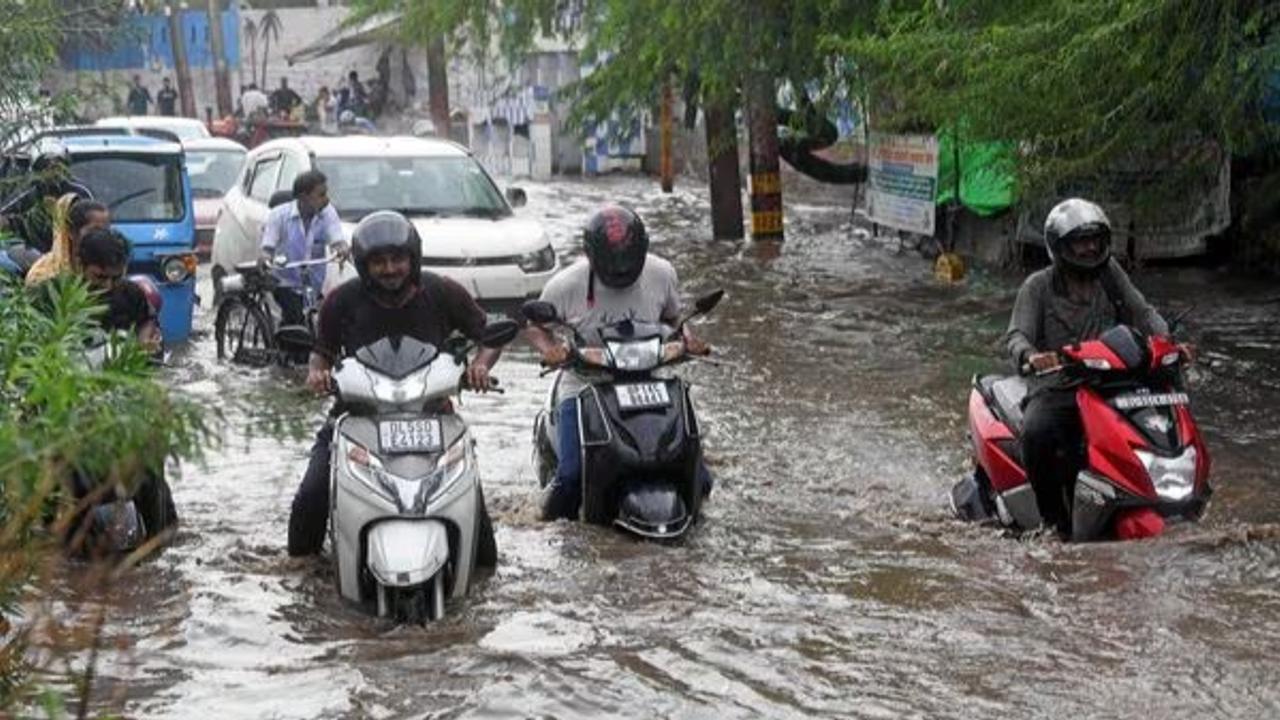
[{"xmin": 214, "ymin": 255, "xmax": 338, "ymax": 367}]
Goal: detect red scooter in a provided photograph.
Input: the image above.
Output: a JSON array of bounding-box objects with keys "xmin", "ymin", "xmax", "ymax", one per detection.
[{"xmin": 951, "ymin": 324, "xmax": 1212, "ymax": 541}]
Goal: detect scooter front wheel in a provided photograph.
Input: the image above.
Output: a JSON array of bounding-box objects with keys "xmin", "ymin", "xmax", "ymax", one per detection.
[{"xmin": 382, "ymin": 572, "xmax": 447, "ymax": 625}]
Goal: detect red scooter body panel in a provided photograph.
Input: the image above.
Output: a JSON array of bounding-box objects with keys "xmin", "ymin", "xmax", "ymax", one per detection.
[
  {"xmin": 968, "ymin": 389, "xmax": 1025, "ymax": 492},
  {"xmin": 1077, "ymin": 388, "xmax": 1158, "ymax": 500}
]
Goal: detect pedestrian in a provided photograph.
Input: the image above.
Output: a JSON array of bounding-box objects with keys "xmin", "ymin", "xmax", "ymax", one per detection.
[
  {"xmin": 271, "ymin": 77, "xmax": 302, "ymax": 117},
  {"xmin": 346, "ymin": 71, "xmax": 367, "ymax": 117},
  {"xmin": 127, "ymin": 75, "xmax": 153, "ymax": 116},
  {"xmin": 157, "ymin": 77, "xmax": 178, "ymax": 116},
  {"xmin": 240, "ymin": 83, "xmax": 269, "ymax": 119},
  {"xmin": 314, "ymin": 86, "xmax": 337, "ymax": 133}
]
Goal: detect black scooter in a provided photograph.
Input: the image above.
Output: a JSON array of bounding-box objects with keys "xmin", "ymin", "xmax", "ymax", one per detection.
[{"xmin": 522, "ymin": 290, "xmax": 723, "ymax": 539}]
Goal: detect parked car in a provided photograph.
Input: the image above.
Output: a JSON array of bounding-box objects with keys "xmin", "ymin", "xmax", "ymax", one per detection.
[
  {"xmin": 182, "ymin": 137, "xmax": 246, "ymax": 260},
  {"xmin": 210, "ymin": 135, "xmax": 556, "ymax": 312},
  {"xmin": 96, "ymin": 116, "xmax": 211, "ymax": 142},
  {"xmin": 62, "ymin": 133, "xmax": 199, "ymax": 343}
]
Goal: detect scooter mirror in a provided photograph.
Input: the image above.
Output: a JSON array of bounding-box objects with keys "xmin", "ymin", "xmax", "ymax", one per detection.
[
  {"xmin": 521, "ymin": 300, "xmax": 560, "ymax": 325},
  {"xmin": 694, "ymin": 289, "xmax": 725, "ymax": 315},
  {"xmin": 481, "ymin": 319, "xmax": 521, "ymax": 348}
]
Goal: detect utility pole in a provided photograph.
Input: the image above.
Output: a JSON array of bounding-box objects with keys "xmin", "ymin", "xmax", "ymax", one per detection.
[
  {"xmin": 659, "ymin": 80, "xmax": 674, "ymax": 193},
  {"xmin": 166, "ymin": 1, "xmax": 196, "ymax": 117},
  {"xmin": 207, "ymin": 0, "xmax": 232, "ymax": 117},
  {"xmin": 426, "ymin": 35, "xmax": 450, "ymax": 139},
  {"xmin": 745, "ymin": 69, "xmax": 783, "ymax": 242},
  {"xmin": 704, "ymin": 99, "xmax": 744, "ymax": 239}
]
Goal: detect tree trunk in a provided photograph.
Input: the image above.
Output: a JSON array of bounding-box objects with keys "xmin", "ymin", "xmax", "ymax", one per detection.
[
  {"xmin": 744, "ymin": 70, "xmax": 783, "ymax": 241},
  {"xmin": 167, "ymin": 2, "xmax": 196, "ymax": 118},
  {"xmin": 704, "ymin": 99, "xmax": 744, "ymax": 239},
  {"xmin": 206, "ymin": 0, "xmax": 232, "ymax": 117},
  {"xmin": 260, "ymin": 35, "xmax": 270, "ymax": 88},
  {"xmin": 426, "ymin": 35, "xmax": 450, "ymax": 139},
  {"xmin": 659, "ymin": 80, "xmax": 674, "ymax": 193}
]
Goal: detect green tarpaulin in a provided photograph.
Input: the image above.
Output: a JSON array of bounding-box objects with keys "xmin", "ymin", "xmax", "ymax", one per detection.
[{"xmin": 935, "ymin": 133, "xmax": 1016, "ymax": 217}]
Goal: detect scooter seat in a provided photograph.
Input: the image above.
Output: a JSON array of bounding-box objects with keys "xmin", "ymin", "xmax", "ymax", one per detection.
[{"xmin": 989, "ymin": 376, "xmax": 1029, "ymax": 435}]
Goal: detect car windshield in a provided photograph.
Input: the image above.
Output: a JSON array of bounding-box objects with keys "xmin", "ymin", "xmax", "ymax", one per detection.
[
  {"xmin": 186, "ymin": 150, "xmax": 245, "ymax": 198},
  {"xmin": 315, "ymin": 156, "xmax": 510, "ymax": 221},
  {"xmin": 71, "ymin": 154, "xmax": 184, "ymax": 222}
]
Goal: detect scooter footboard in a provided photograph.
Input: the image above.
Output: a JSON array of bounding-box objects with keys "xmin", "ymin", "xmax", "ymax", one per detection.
[{"xmin": 366, "ymin": 519, "xmax": 449, "ymax": 587}]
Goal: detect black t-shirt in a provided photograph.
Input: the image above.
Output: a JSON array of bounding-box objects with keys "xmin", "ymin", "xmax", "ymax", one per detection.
[
  {"xmin": 157, "ymin": 87, "xmax": 178, "ymax": 116},
  {"xmin": 98, "ymin": 280, "xmax": 156, "ymax": 333},
  {"xmin": 315, "ymin": 273, "xmax": 487, "ymax": 361}
]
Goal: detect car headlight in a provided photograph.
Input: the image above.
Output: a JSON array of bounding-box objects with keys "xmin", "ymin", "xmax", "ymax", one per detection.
[
  {"xmin": 161, "ymin": 254, "xmax": 198, "ymax": 283},
  {"xmin": 517, "ymin": 245, "xmax": 556, "ymax": 273},
  {"xmin": 1135, "ymin": 447, "xmax": 1197, "ymax": 502}
]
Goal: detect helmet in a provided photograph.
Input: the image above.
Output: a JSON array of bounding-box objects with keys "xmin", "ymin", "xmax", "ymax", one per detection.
[
  {"xmin": 30, "ymin": 138, "xmax": 70, "ymax": 173},
  {"xmin": 583, "ymin": 205, "xmax": 648, "ymax": 289},
  {"xmin": 1044, "ymin": 198, "xmax": 1112, "ymax": 274},
  {"xmin": 351, "ymin": 210, "xmax": 421, "ymax": 286}
]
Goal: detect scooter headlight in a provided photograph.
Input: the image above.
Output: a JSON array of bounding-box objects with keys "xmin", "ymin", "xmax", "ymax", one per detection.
[
  {"xmin": 427, "ymin": 437, "xmax": 471, "ymax": 503},
  {"xmin": 1135, "ymin": 447, "xmax": 1197, "ymax": 502},
  {"xmin": 338, "ymin": 435, "xmax": 395, "ymax": 505},
  {"xmin": 605, "ymin": 338, "xmax": 662, "ymax": 371}
]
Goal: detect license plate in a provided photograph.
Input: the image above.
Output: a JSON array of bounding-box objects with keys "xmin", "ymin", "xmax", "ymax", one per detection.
[
  {"xmin": 1113, "ymin": 392, "xmax": 1190, "ymax": 410},
  {"xmin": 378, "ymin": 418, "xmax": 443, "ymax": 454},
  {"xmin": 615, "ymin": 382, "xmax": 671, "ymax": 410}
]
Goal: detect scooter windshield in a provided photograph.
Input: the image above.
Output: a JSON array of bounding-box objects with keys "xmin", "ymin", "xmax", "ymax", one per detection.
[{"xmin": 353, "ymin": 336, "xmax": 439, "ymax": 380}]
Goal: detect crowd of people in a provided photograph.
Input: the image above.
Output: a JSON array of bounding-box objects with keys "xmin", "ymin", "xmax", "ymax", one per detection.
[{"xmin": 121, "ymin": 69, "xmax": 388, "ymax": 136}]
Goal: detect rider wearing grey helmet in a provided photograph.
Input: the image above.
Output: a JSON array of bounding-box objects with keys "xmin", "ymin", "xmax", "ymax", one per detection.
[
  {"xmin": 1004, "ymin": 197, "xmax": 1178, "ymax": 536},
  {"xmin": 287, "ymin": 210, "xmax": 503, "ymax": 557}
]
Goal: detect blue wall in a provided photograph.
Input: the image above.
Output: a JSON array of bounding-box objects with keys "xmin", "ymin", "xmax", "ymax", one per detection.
[{"xmin": 61, "ymin": 9, "xmax": 241, "ymax": 71}]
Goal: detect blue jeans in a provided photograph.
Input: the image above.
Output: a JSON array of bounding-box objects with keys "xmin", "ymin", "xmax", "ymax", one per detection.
[{"xmin": 542, "ymin": 398, "xmax": 713, "ymax": 521}]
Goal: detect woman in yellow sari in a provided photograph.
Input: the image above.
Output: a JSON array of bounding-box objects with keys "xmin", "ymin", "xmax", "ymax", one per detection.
[{"xmin": 25, "ymin": 195, "xmax": 111, "ymax": 287}]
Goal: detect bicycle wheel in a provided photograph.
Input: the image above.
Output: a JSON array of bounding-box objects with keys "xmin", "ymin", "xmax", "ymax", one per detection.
[{"xmin": 215, "ymin": 295, "xmax": 276, "ymax": 366}]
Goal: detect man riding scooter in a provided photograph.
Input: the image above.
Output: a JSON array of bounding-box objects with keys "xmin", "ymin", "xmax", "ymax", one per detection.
[
  {"xmin": 260, "ymin": 170, "xmax": 345, "ymax": 327},
  {"xmin": 1005, "ymin": 198, "xmax": 1191, "ymax": 536},
  {"xmin": 287, "ymin": 210, "xmax": 503, "ymax": 558},
  {"xmin": 524, "ymin": 205, "xmax": 713, "ymax": 521}
]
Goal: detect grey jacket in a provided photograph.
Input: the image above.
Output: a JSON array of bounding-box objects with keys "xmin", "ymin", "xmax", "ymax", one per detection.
[{"xmin": 1005, "ymin": 259, "xmax": 1169, "ymax": 370}]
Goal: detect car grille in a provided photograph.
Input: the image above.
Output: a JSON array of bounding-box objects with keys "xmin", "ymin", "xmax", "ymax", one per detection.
[{"xmin": 421, "ymin": 255, "xmax": 518, "ymax": 267}]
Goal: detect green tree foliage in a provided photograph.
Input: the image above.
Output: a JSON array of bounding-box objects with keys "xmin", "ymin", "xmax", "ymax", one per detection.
[
  {"xmin": 829, "ymin": 0, "xmax": 1280, "ymax": 196},
  {"xmin": 0, "ymin": 276, "xmax": 209, "ymax": 714}
]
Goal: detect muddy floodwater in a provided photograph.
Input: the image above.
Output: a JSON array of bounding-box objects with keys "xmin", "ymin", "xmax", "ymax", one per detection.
[{"xmin": 58, "ymin": 177, "xmax": 1280, "ymax": 718}]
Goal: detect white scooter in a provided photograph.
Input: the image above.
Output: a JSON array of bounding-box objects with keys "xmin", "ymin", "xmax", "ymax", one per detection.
[{"xmin": 328, "ymin": 321, "xmax": 519, "ymax": 623}]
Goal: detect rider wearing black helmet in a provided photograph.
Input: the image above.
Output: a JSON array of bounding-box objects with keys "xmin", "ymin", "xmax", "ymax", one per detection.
[
  {"xmin": 0, "ymin": 139, "xmax": 93, "ymax": 253},
  {"xmin": 1005, "ymin": 197, "xmax": 1181, "ymax": 536},
  {"xmin": 287, "ymin": 210, "xmax": 503, "ymax": 556},
  {"xmin": 525, "ymin": 204, "xmax": 712, "ymax": 520}
]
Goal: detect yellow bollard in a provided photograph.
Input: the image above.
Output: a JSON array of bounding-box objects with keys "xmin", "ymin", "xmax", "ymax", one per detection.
[{"xmin": 934, "ymin": 252, "xmax": 967, "ymax": 282}]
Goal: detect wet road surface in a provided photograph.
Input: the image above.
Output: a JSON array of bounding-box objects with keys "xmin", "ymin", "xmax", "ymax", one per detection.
[{"xmin": 63, "ymin": 176, "xmax": 1280, "ymax": 718}]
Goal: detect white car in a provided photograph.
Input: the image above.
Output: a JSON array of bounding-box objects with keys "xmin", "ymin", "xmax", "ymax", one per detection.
[
  {"xmin": 182, "ymin": 137, "xmax": 247, "ymax": 259},
  {"xmin": 210, "ymin": 135, "xmax": 556, "ymax": 310},
  {"xmin": 96, "ymin": 116, "xmax": 211, "ymax": 142}
]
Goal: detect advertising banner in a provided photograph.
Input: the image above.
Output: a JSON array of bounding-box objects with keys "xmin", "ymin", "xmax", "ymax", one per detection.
[{"xmin": 867, "ymin": 133, "xmax": 939, "ymax": 236}]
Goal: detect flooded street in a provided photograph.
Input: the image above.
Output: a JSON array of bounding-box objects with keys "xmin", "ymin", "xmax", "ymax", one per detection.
[{"xmin": 85, "ymin": 176, "xmax": 1280, "ymax": 718}]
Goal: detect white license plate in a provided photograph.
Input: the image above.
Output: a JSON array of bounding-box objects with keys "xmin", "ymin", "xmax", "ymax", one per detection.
[
  {"xmin": 378, "ymin": 418, "xmax": 443, "ymax": 454},
  {"xmin": 1113, "ymin": 392, "xmax": 1190, "ymax": 410},
  {"xmin": 615, "ymin": 382, "xmax": 671, "ymax": 410}
]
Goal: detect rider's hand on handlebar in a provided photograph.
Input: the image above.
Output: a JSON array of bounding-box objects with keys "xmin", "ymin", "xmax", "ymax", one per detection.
[
  {"xmin": 328, "ymin": 240, "xmax": 351, "ymax": 262},
  {"xmin": 465, "ymin": 362, "xmax": 492, "ymax": 392},
  {"xmin": 306, "ymin": 367, "xmax": 333, "ymax": 395},
  {"xmin": 1178, "ymin": 342, "xmax": 1197, "ymax": 365},
  {"xmin": 540, "ymin": 342, "xmax": 571, "ymax": 367},
  {"xmin": 1027, "ymin": 351, "xmax": 1062, "ymax": 373},
  {"xmin": 684, "ymin": 335, "xmax": 712, "ymax": 357}
]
